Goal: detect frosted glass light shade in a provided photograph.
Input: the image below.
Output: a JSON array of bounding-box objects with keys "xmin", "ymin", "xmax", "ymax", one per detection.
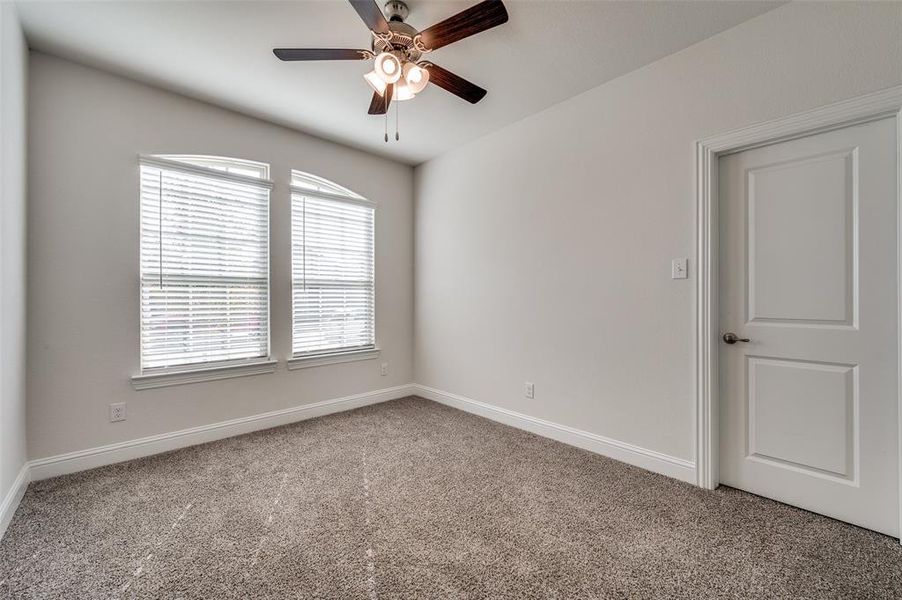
[
  {"xmin": 395, "ymin": 80, "xmax": 415, "ymax": 101},
  {"xmin": 364, "ymin": 70, "xmax": 387, "ymax": 96},
  {"xmin": 374, "ymin": 52, "xmax": 402, "ymax": 84},
  {"xmin": 402, "ymin": 63, "xmax": 429, "ymax": 94}
]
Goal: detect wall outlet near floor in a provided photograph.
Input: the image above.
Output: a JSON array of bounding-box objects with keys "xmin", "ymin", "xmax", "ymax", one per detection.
[
  {"xmin": 525, "ymin": 382, "xmax": 535, "ymax": 399},
  {"xmin": 380, "ymin": 362, "xmax": 389, "ymax": 376},
  {"xmin": 109, "ymin": 402, "xmax": 127, "ymax": 422}
]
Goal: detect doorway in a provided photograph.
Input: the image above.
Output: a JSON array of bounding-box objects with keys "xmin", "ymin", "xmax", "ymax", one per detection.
[{"xmin": 695, "ymin": 86, "xmax": 902, "ymax": 539}]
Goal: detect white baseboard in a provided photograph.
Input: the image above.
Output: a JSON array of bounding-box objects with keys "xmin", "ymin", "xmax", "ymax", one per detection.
[
  {"xmin": 0, "ymin": 464, "xmax": 30, "ymax": 539},
  {"xmin": 413, "ymin": 384, "xmax": 697, "ymax": 484},
  {"xmin": 29, "ymin": 384, "xmax": 415, "ymax": 481},
  {"xmin": 22, "ymin": 381, "xmax": 693, "ymax": 521}
]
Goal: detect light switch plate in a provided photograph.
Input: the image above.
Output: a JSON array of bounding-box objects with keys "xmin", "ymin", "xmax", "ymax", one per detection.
[{"xmin": 672, "ymin": 258, "xmax": 688, "ymax": 279}]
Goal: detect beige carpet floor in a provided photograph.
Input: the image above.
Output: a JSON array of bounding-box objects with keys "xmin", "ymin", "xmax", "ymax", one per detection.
[{"xmin": 0, "ymin": 396, "xmax": 900, "ymax": 599}]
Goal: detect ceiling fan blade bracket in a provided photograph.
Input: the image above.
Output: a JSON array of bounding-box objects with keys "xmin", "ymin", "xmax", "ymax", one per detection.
[
  {"xmin": 412, "ymin": 35, "xmax": 431, "ymax": 55},
  {"xmin": 371, "ymin": 30, "xmax": 394, "ymax": 51}
]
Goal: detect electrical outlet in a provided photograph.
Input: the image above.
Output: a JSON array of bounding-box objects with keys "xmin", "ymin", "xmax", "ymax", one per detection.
[
  {"xmin": 380, "ymin": 362, "xmax": 389, "ymax": 376},
  {"xmin": 525, "ymin": 382, "xmax": 535, "ymax": 399},
  {"xmin": 109, "ymin": 402, "xmax": 126, "ymax": 423}
]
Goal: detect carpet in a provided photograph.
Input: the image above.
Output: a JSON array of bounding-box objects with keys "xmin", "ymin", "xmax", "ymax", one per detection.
[{"xmin": 0, "ymin": 396, "xmax": 900, "ymax": 599}]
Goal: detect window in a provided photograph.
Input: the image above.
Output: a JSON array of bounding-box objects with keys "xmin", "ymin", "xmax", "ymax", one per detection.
[
  {"xmin": 291, "ymin": 170, "xmax": 375, "ymax": 357},
  {"xmin": 156, "ymin": 155, "xmax": 270, "ymax": 180},
  {"xmin": 139, "ymin": 155, "xmax": 271, "ymax": 372}
]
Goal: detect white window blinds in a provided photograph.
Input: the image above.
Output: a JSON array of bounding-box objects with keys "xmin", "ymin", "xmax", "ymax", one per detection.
[
  {"xmin": 291, "ymin": 172, "xmax": 375, "ymax": 356},
  {"xmin": 139, "ymin": 156, "xmax": 271, "ymax": 371}
]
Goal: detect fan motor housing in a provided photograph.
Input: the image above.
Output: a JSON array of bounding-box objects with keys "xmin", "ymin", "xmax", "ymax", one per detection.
[{"xmin": 372, "ymin": 2, "xmax": 422, "ymax": 61}]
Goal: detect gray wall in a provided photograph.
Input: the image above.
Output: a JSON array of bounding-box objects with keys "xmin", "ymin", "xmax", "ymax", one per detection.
[
  {"xmin": 20, "ymin": 1, "xmax": 902, "ymax": 475},
  {"xmin": 413, "ymin": 2, "xmax": 902, "ymax": 464},
  {"xmin": 27, "ymin": 53, "xmax": 414, "ymax": 460},
  {"xmin": 0, "ymin": 3, "xmax": 28, "ymax": 502}
]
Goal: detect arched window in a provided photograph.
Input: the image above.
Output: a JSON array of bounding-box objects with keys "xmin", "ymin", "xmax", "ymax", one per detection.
[
  {"xmin": 291, "ymin": 170, "xmax": 364, "ymax": 199},
  {"xmin": 156, "ymin": 154, "xmax": 269, "ymax": 180},
  {"xmin": 290, "ymin": 170, "xmax": 376, "ymax": 359},
  {"xmin": 136, "ymin": 154, "xmax": 272, "ymax": 377}
]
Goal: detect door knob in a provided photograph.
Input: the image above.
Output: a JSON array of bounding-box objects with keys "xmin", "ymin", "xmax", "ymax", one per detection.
[{"xmin": 722, "ymin": 332, "xmax": 750, "ymax": 344}]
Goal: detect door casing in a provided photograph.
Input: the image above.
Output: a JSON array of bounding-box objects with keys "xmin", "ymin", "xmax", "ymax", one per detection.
[{"xmin": 694, "ymin": 85, "xmax": 902, "ymax": 542}]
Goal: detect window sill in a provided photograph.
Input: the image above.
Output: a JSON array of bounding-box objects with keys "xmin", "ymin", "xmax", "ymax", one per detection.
[
  {"xmin": 286, "ymin": 348, "xmax": 380, "ymax": 371},
  {"xmin": 131, "ymin": 359, "xmax": 278, "ymax": 390}
]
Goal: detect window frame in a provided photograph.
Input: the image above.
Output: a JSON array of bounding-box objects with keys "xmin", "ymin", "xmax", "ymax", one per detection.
[
  {"xmin": 288, "ymin": 171, "xmax": 378, "ymax": 369},
  {"xmin": 132, "ymin": 154, "xmax": 275, "ymax": 388}
]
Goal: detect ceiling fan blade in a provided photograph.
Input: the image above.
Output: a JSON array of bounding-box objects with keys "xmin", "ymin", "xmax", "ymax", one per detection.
[
  {"xmin": 273, "ymin": 48, "xmax": 372, "ymax": 61},
  {"xmin": 423, "ymin": 64, "xmax": 487, "ymax": 104},
  {"xmin": 368, "ymin": 83, "xmax": 394, "ymax": 115},
  {"xmin": 349, "ymin": 0, "xmax": 390, "ymax": 34},
  {"xmin": 416, "ymin": 0, "xmax": 508, "ymax": 51}
]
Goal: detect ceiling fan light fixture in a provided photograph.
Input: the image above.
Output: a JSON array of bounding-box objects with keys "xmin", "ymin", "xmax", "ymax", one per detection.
[
  {"xmin": 402, "ymin": 62, "xmax": 429, "ymax": 94},
  {"xmin": 395, "ymin": 79, "xmax": 416, "ymax": 101},
  {"xmin": 273, "ymin": 0, "xmax": 509, "ymax": 122},
  {"xmin": 364, "ymin": 70, "xmax": 387, "ymax": 96},
  {"xmin": 373, "ymin": 52, "xmax": 402, "ymax": 84}
]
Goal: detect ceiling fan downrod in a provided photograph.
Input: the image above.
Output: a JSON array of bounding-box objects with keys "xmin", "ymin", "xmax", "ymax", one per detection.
[{"xmin": 383, "ymin": 0, "xmax": 409, "ymax": 23}]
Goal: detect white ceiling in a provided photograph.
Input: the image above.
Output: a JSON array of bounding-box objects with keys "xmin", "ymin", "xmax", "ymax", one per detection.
[{"xmin": 15, "ymin": 0, "xmax": 782, "ymax": 165}]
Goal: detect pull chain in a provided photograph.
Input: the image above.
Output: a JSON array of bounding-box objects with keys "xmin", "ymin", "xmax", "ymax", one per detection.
[
  {"xmin": 395, "ymin": 100, "xmax": 400, "ymax": 141},
  {"xmin": 384, "ymin": 110, "xmax": 388, "ymax": 143}
]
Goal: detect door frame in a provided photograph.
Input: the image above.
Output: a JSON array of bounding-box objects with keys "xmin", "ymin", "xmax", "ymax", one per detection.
[{"xmin": 695, "ymin": 85, "xmax": 902, "ymax": 538}]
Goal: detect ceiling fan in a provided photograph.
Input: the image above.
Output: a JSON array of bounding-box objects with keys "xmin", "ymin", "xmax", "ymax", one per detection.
[{"xmin": 273, "ymin": 0, "xmax": 508, "ymax": 117}]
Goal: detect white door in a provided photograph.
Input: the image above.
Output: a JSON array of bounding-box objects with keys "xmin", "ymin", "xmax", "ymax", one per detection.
[{"xmin": 718, "ymin": 116, "xmax": 899, "ymax": 537}]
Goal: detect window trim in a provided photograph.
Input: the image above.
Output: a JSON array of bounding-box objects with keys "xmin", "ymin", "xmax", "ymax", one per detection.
[
  {"xmin": 289, "ymin": 173, "xmax": 376, "ymax": 362},
  {"xmin": 136, "ymin": 154, "xmax": 273, "ymax": 382},
  {"xmin": 288, "ymin": 185, "xmax": 376, "ymax": 208},
  {"xmin": 290, "ymin": 170, "xmax": 365, "ymax": 199},
  {"xmin": 159, "ymin": 154, "xmax": 271, "ymax": 180},
  {"xmin": 286, "ymin": 347, "xmax": 380, "ymax": 371},
  {"xmin": 139, "ymin": 154, "xmax": 274, "ymax": 189},
  {"xmin": 131, "ymin": 358, "xmax": 278, "ymax": 390}
]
